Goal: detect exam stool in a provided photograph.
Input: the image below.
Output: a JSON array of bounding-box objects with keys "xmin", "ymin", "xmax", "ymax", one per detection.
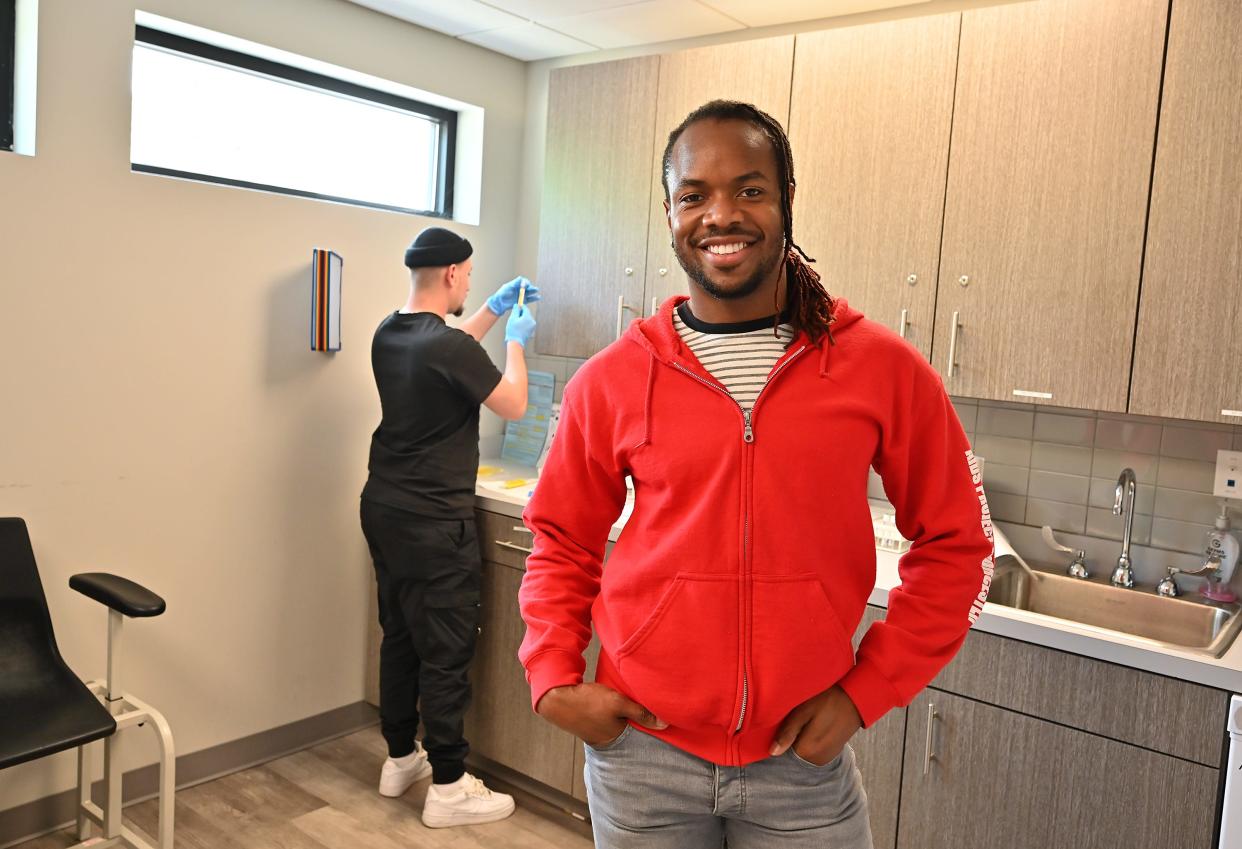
[{"xmin": 0, "ymin": 518, "xmax": 175, "ymax": 849}]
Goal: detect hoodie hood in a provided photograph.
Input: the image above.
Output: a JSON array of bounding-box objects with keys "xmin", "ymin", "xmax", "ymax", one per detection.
[
  {"xmin": 621, "ymin": 294, "xmax": 866, "ymax": 450},
  {"xmin": 625, "ymin": 293, "xmax": 865, "ymax": 376}
]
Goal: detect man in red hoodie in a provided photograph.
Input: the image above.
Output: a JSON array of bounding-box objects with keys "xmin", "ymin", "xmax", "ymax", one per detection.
[{"xmin": 518, "ymin": 100, "xmax": 995, "ymax": 848}]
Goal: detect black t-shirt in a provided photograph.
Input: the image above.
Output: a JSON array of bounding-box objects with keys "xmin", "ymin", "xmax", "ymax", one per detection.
[{"xmin": 362, "ymin": 311, "xmax": 503, "ymax": 519}]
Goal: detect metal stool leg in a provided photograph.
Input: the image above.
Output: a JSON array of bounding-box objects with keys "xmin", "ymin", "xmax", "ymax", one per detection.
[{"xmin": 76, "ymin": 742, "xmax": 93, "ymax": 841}]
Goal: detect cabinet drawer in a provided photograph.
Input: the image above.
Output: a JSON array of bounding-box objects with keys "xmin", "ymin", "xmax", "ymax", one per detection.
[
  {"xmin": 899, "ymin": 689, "xmax": 1218, "ymax": 849},
  {"xmin": 476, "ymin": 509, "xmax": 535, "ymax": 571},
  {"xmin": 932, "ymin": 627, "xmax": 1228, "ymax": 766},
  {"xmin": 476, "ymin": 508, "xmax": 616, "ymax": 572}
]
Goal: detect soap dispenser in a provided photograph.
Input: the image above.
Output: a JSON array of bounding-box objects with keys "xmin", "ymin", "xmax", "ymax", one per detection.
[{"xmin": 1201, "ymin": 501, "xmax": 1240, "ymax": 603}]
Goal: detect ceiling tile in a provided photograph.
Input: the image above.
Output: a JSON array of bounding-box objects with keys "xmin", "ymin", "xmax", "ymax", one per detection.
[
  {"xmin": 482, "ymin": 1, "xmax": 644, "ymax": 20},
  {"xmin": 347, "ymin": 0, "xmax": 524, "ymax": 37},
  {"xmin": 546, "ymin": 0, "xmax": 744, "ymax": 50},
  {"xmin": 698, "ymin": 0, "xmax": 931, "ymax": 28},
  {"xmin": 460, "ymin": 22, "xmax": 600, "ymax": 61}
]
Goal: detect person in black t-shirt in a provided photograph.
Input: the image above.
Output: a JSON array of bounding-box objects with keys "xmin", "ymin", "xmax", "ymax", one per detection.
[{"xmin": 360, "ymin": 226, "xmax": 538, "ymax": 828}]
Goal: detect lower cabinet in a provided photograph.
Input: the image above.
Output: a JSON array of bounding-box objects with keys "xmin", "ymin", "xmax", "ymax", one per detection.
[
  {"xmin": 851, "ymin": 607, "xmax": 906, "ymax": 849},
  {"xmin": 464, "ymin": 559, "xmax": 579, "ymax": 794},
  {"xmin": 898, "ymin": 689, "xmax": 1219, "ymax": 849}
]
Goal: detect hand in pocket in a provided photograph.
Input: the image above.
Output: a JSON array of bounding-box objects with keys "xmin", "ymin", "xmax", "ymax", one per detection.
[
  {"xmin": 769, "ymin": 685, "xmax": 863, "ymax": 766},
  {"xmin": 536, "ymin": 682, "xmax": 668, "ymax": 746}
]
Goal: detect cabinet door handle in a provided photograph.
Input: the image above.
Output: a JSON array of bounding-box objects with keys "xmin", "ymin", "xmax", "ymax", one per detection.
[
  {"xmin": 923, "ymin": 702, "xmax": 939, "ymax": 776},
  {"xmin": 1013, "ymin": 389, "xmax": 1053, "ymax": 400},
  {"xmin": 945, "ymin": 311, "xmax": 961, "ymax": 379},
  {"xmin": 616, "ymin": 296, "xmax": 638, "ymax": 340},
  {"xmin": 511, "ymin": 525, "xmax": 532, "ymax": 535},
  {"xmin": 1222, "ymin": 409, "xmax": 1242, "ymax": 418},
  {"xmin": 495, "ymin": 540, "xmax": 534, "ymax": 555},
  {"xmin": 898, "ymin": 308, "xmax": 909, "ymax": 340},
  {"xmin": 652, "ymin": 296, "xmax": 659, "ymax": 317}
]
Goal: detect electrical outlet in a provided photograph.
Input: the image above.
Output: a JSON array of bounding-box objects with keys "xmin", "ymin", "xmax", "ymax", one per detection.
[{"xmin": 1216, "ymin": 450, "xmax": 1242, "ymax": 499}]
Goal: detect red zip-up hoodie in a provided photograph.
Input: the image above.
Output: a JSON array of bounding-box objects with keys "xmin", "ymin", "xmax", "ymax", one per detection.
[{"xmin": 518, "ymin": 295, "xmax": 995, "ymax": 767}]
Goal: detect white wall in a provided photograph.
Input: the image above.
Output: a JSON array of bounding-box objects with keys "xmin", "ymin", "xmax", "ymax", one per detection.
[{"xmin": 0, "ymin": 0, "xmax": 526, "ymax": 810}]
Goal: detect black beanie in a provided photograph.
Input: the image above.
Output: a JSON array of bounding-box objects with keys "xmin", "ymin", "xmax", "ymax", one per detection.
[{"xmin": 403, "ymin": 227, "xmax": 473, "ymax": 269}]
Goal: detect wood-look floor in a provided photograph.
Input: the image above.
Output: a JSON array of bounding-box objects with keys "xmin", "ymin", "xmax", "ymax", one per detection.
[{"xmin": 17, "ymin": 728, "xmax": 594, "ymax": 849}]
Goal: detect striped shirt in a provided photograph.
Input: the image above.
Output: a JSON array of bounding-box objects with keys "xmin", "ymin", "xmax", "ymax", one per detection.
[{"xmin": 673, "ymin": 302, "xmax": 795, "ymax": 411}]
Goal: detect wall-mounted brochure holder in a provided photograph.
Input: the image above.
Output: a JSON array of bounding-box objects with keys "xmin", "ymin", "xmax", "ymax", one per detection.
[{"xmin": 311, "ymin": 248, "xmax": 342, "ymax": 352}]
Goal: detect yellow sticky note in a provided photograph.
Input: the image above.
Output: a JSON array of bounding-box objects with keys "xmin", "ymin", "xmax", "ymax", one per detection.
[
  {"xmin": 478, "ymin": 466, "xmax": 500, "ymax": 476},
  {"xmin": 503, "ymin": 478, "xmax": 528, "ymax": 489}
]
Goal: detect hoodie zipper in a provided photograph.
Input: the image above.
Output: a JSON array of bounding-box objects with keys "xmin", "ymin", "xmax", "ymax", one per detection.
[
  {"xmin": 669, "ymin": 344, "xmax": 807, "ymax": 443},
  {"xmin": 670, "ymin": 345, "xmax": 810, "ymax": 746}
]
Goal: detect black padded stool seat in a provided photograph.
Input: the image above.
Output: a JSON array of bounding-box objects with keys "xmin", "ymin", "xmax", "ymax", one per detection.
[{"xmin": 0, "ymin": 518, "xmax": 117, "ymax": 769}]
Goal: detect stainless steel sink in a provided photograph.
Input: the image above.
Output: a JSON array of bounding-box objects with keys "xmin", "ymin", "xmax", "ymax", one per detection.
[{"xmin": 989, "ymin": 556, "xmax": 1242, "ymax": 657}]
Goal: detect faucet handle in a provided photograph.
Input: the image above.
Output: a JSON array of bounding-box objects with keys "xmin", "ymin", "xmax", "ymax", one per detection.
[
  {"xmin": 1043, "ymin": 526, "xmax": 1089, "ymax": 578},
  {"xmin": 1041, "ymin": 525, "xmax": 1075, "ymax": 554},
  {"xmin": 1180, "ymin": 553, "xmax": 1223, "ymax": 578}
]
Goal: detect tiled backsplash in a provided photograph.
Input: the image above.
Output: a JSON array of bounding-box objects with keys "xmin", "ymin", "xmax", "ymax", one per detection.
[
  {"xmin": 875, "ymin": 398, "xmax": 1241, "ymax": 561},
  {"xmin": 530, "ymin": 352, "xmax": 1241, "ymax": 564}
]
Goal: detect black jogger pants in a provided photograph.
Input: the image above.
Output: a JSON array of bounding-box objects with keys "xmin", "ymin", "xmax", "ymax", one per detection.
[{"xmin": 360, "ymin": 498, "xmax": 482, "ymax": 785}]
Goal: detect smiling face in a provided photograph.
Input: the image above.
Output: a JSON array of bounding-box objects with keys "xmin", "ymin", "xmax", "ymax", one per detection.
[{"xmin": 664, "ymin": 118, "xmax": 790, "ymax": 306}]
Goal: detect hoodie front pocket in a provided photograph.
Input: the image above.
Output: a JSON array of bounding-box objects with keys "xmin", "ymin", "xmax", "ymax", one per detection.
[
  {"xmin": 747, "ymin": 574, "xmax": 855, "ymax": 731},
  {"xmin": 614, "ymin": 573, "xmax": 738, "ymax": 730}
]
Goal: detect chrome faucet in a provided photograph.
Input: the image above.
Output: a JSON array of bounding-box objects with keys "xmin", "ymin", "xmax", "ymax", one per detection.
[
  {"xmin": 1111, "ymin": 468, "xmax": 1137, "ymax": 588},
  {"xmin": 1156, "ymin": 556, "xmax": 1223, "ymax": 598}
]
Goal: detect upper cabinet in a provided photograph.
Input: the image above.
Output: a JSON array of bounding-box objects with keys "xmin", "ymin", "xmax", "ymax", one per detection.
[
  {"xmin": 1129, "ymin": 1, "xmax": 1242, "ymax": 423},
  {"xmin": 642, "ymin": 37, "xmax": 796, "ymax": 315},
  {"xmin": 534, "ymin": 57, "xmax": 659, "ymax": 360},
  {"xmin": 931, "ymin": 0, "xmax": 1167, "ymax": 412},
  {"xmin": 789, "ymin": 15, "xmax": 959, "ymax": 359},
  {"xmin": 534, "ymin": 41, "xmax": 795, "ymax": 359}
]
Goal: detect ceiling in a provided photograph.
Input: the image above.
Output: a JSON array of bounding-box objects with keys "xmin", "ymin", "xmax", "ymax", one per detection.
[{"xmin": 346, "ymin": 0, "xmax": 933, "ymax": 61}]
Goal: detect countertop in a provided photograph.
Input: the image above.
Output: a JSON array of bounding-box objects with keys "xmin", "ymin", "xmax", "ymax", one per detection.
[{"xmin": 476, "ymin": 456, "xmax": 1242, "ymax": 695}]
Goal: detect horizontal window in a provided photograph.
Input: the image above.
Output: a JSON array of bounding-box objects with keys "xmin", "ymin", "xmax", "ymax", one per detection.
[{"xmin": 131, "ymin": 25, "xmax": 456, "ymax": 216}]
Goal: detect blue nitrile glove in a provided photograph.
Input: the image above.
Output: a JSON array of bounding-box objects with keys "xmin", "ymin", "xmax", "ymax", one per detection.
[
  {"xmin": 487, "ymin": 276, "xmax": 541, "ymax": 316},
  {"xmin": 505, "ymin": 304, "xmax": 537, "ymax": 347}
]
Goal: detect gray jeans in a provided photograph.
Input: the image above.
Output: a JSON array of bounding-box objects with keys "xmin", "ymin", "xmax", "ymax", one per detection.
[{"xmin": 584, "ymin": 725, "xmax": 874, "ymax": 849}]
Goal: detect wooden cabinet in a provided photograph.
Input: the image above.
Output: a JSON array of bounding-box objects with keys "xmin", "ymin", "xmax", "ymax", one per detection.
[
  {"xmin": 531, "ymin": 0, "xmax": 1235, "ymax": 416},
  {"xmin": 898, "ymin": 689, "xmax": 1219, "ymax": 849},
  {"xmin": 465, "ymin": 559, "xmax": 579, "ymax": 793},
  {"xmin": 851, "ymin": 606, "xmax": 905, "ymax": 849},
  {"xmin": 931, "ymin": 623, "xmax": 1227, "ymax": 767},
  {"xmin": 534, "ymin": 56, "xmax": 659, "ymax": 359},
  {"xmin": 931, "ymin": 0, "xmax": 1167, "ymax": 411},
  {"xmin": 788, "ymin": 15, "xmax": 959, "ymax": 358},
  {"xmin": 1129, "ymin": 1, "xmax": 1242, "ymax": 423},
  {"xmin": 535, "ymin": 40, "xmax": 796, "ymax": 357},
  {"xmin": 642, "ymin": 37, "xmax": 795, "ymax": 315}
]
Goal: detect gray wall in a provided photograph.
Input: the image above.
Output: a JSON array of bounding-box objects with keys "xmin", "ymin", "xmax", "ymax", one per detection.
[{"xmin": 0, "ymin": 0, "xmax": 525, "ymax": 811}]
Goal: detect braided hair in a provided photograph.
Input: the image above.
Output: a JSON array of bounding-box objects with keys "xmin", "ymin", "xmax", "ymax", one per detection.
[{"xmin": 661, "ymin": 100, "xmax": 836, "ymax": 345}]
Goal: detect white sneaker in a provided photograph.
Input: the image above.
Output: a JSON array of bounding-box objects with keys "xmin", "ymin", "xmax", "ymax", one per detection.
[
  {"xmin": 378, "ymin": 743, "xmax": 432, "ymax": 797},
  {"xmin": 421, "ymin": 772, "xmax": 516, "ymax": 828}
]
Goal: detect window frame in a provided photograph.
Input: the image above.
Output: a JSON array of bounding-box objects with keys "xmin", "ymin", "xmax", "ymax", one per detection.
[
  {"xmin": 1, "ymin": 0, "xmax": 15, "ymax": 152},
  {"xmin": 132, "ymin": 25, "xmax": 457, "ymax": 218}
]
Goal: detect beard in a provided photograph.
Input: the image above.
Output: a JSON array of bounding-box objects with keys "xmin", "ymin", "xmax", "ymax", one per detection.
[
  {"xmin": 672, "ymin": 235, "xmax": 784, "ymax": 301},
  {"xmin": 451, "ymin": 305, "xmax": 465, "ymax": 317}
]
